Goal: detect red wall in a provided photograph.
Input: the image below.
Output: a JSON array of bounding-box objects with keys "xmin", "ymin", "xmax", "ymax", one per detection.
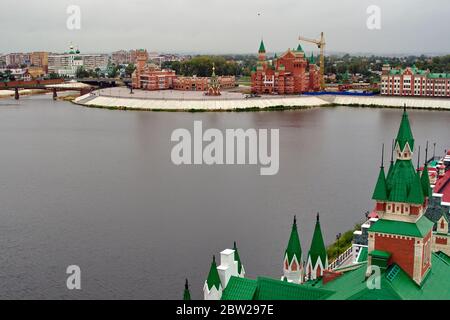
[{"xmin": 374, "ymin": 233, "xmax": 415, "ymax": 277}]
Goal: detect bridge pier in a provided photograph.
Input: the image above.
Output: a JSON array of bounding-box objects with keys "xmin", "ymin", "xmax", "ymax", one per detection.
[
  {"xmin": 53, "ymin": 88, "xmax": 57, "ymax": 100},
  {"xmin": 14, "ymin": 87, "xmax": 19, "ymax": 100}
]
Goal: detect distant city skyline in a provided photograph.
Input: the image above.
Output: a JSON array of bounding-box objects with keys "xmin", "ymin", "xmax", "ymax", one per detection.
[{"xmin": 1, "ymin": 0, "xmax": 450, "ymax": 55}]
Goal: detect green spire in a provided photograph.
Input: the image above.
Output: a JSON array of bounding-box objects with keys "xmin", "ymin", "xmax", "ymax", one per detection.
[
  {"xmin": 396, "ymin": 106, "xmax": 415, "ymax": 151},
  {"xmin": 407, "ymin": 172, "xmax": 425, "ymax": 204},
  {"xmin": 309, "ymin": 52, "xmax": 315, "ymax": 64},
  {"xmin": 373, "ymin": 167, "xmax": 388, "ymax": 201},
  {"xmin": 233, "ymin": 242, "xmax": 243, "ymax": 275},
  {"xmin": 274, "ymin": 53, "xmax": 278, "ymax": 59},
  {"xmin": 285, "ymin": 216, "xmax": 302, "ymax": 264},
  {"xmin": 308, "ymin": 213, "xmax": 327, "ymax": 267},
  {"xmin": 259, "ymin": 40, "xmax": 266, "ymax": 53},
  {"xmin": 206, "ymin": 255, "xmax": 221, "ymax": 291},
  {"xmin": 373, "ymin": 144, "xmax": 388, "ymax": 201},
  {"xmin": 183, "ymin": 279, "xmax": 191, "ymax": 300},
  {"xmin": 296, "ymin": 44, "xmax": 303, "ymax": 52},
  {"xmin": 421, "ymin": 165, "xmax": 432, "ymax": 198}
]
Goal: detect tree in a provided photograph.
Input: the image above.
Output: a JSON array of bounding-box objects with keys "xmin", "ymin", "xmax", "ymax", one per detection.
[{"xmin": 125, "ymin": 63, "xmax": 136, "ymax": 77}]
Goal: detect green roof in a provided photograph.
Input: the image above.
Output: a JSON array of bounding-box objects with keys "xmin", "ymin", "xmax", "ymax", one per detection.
[
  {"xmin": 183, "ymin": 279, "xmax": 191, "ymax": 300},
  {"xmin": 222, "ymin": 253, "xmax": 450, "ymax": 300},
  {"xmin": 420, "ymin": 166, "xmax": 432, "ymax": 198},
  {"xmin": 309, "ymin": 52, "xmax": 315, "ymax": 64},
  {"xmin": 357, "ymin": 247, "xmax": 368, "ymax": 263},
  {"xmin": 285, "ymin": 216, "xmax": 302, "ymax": 264},
  {"xmin": 372, "ymin": 166, "xmax": 388, "ymax": 201},
  {"xmin": 369, "ymin": 250, "xmax": 391, "ymax": 259},
  {"xmin": 428, "ymin": 73, "xmax": 450, "ymax": 79},
  {"xmin": 396, "ymin": 110, "xmax": 414, "ymax": 151},
  {"xmin": 308, "ymin": 214, "xmax": 327, "ymax": 267},
  {"xmin": 222, "ymin": 276, "xmax": 333, "ymax": 300},
  {"xmin": 296, "ymin": 44, "xmax": 304, "ymax": 52},
  {"xmin": 258, "ymin": 40, "xmax": 266, "ymax": 53},
  {"xmin": 206, "ymin": 255, "xmax": 221, "ymax": 291},
  {"xmin": 221, "ymin": 277, "xmax": 257, "ymax": 300},
  {"xmin": 386, "ymin": 159, "xmax": 424, "ymax": 204},
  {"xmin": 407, "ymin": 172, "xmax": 425, "ymax": 204},
  {"xmin": 233, "ymin": 242, "xmax": 243, "ymax": 275},
  {"xmin": 368, "ymin": 215, "xmax": 434, "ymax": 238}
]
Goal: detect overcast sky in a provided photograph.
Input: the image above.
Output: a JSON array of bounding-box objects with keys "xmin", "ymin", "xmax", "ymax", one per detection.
[{"xmin": 1, "ymin": 0, "xmax": 449, "ymax": 55}]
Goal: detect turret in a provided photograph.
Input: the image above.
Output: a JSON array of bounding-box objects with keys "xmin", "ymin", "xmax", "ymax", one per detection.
[
  {"xmin": 395, "ymin": 105, "xmax": 414, "ymax": 161},
  {"xmin": 282, "ymin": 216, "xmax": 304, "ymax": 283},
  {"xmin": 203, "ymin": 255, "xmax": 222, "ymax": 300},
  {"xmin": 258, "ymin": 39, "xmax": 266, "ymax": 61},
  {"xmin": 306, "ymin": 213, "xmax": 328, "ymax": 280}
]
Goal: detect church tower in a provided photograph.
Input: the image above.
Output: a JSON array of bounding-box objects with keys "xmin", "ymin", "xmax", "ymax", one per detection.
[
  {"xmin": 306, "ymin": 213, "xmax": 328, "ymax": 280},
  {"xmin": 368, "ymin": 107, "xmax": 434, "ymax": 285},
  {"xmin": 282, "ymin": 216, "xmax": 304, "ymax": 284}
]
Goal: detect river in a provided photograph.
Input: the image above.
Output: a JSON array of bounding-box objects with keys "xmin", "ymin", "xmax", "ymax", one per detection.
[{"xmin": 0, "ymin": 94, "xmax": 449, "ymax": 299}]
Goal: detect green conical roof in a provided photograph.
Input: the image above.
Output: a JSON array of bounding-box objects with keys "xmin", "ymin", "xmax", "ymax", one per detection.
[
  {"xmin": 372, "ymin": 166, "xmax": 388, "ymax": 201},
  {"xmin": 387, "ymin": 159, "xmax": 422, "ymax": 204},
  {"xmin": 308, "ymin": 214, "xmax": 327, "ymax": 267},
  {"xmin": 206, "ymin": 255, "xmax": 221, "ymax": 291},
  {"xmin": 259, "ymin": 40, "xmax": 266, "ymax": 53},
  {"xmin": 285, "ymin": 216, "xmax": 302, "ymax": 264},
  {"xmin": 296, "ymin": 44, "xmax": 304, "ymax": 52},
  {"xmin": 309, "ymin": 52, "xmax": 315, "ymax": 64},
  {"xmin": 407, "ymin": 172, "xmax": 425, "ymax": 204},
  {"xmin": 396, "ymin": 109, "xmax": 415, "ymax": 151},
  {"xmin": 420, "ymin": 165, "xmax": 432, "ymax": 198},
  {"xmin": 183, "ymin": 279, "xmax": 191, "ymax": 300},
  {"xmin": 387, "ymin": 161, "xmax": 394, "ymax": 181},
  {"xmin": 233, "ymin": 242, "xmax": 243, "ymax": 275}
]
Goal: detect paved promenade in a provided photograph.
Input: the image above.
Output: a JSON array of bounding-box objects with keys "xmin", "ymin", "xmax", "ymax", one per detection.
[{"xmin": 73, "ymin": 87, "xmax": 450, "ymax": 111}]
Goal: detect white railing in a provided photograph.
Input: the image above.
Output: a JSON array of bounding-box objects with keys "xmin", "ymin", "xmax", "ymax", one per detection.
[{"xmin": 328, "ymin": 246, "xmax": 353, "ymax": 270}]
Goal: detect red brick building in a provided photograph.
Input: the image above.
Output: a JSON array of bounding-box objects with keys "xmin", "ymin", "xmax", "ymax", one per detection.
[
  {"xmin": 132, "ymin": 49, "xmax": 235, "ymax": 92},
  {"xmin": 251, "ymin": 40, "xmax": 321, "ymax": 95},
  {"xmin": 381, "ymin": 64, "xmax": 450, "ymax": 97}
]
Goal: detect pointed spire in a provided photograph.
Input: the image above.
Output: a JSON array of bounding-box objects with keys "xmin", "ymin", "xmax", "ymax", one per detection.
[
  {"xmin": 233, "ymin": 241, "xmax": 243, "ymax": 275},
  {"xmin": 296, "ymin": 43, "xmax": 304, "ymax": 52},
  {"xmin": 396, "ymin": 106, "xmax": 415, "ymax": 151},
  {"xmin": 285, "ymin": 216, "xmax": 302, "ymax": 264},
  {"xmin": 183, "ymin": 279, "xmax": 191, "ymax": 300},
  {"xmin": 308, "ymin": 213, "xmax": 327, "ymax": 268},
  {"xmin": 206, "ymin": 255, "xmax": 221, "ymax": 291},
  {"xmin": 425, "ymin": 141, "xmax": 429, "ymax": 164},
  {"xmin": 258, "ymin": 39, "xmax": 266, "ymax": 53},
  {"xmin": 373, "ymin": 144, "xmax": 388, "ymax": 201},
  {"xmin": 421, "ymin": 142, "xmax": 432, "ymax": 198}
]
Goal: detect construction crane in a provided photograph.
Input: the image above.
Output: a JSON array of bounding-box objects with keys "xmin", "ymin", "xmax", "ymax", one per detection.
[{"xmin": 299, "ymin": 32, "xmax": 326, "ymax": 90}]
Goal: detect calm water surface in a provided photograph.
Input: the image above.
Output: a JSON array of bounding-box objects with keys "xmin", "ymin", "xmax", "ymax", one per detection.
[{"xmin": 0, "ymin": 94, "xmax": 449, "ymax": 299}]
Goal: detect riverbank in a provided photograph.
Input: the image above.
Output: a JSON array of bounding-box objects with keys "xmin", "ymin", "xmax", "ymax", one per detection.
[{"xmin": 73, "ymin": 88, "xmax": 450, "ymax": 111}]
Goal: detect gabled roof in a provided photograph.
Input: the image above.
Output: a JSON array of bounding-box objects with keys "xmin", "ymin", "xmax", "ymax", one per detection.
[
  {"xmin": 285, "ymin": 216, "xmax": 302, "ymax": 264},
  {"xmin": 206, "ymin": 255, "xmax": 221, "ymax": 291},
  {"xmin": 368, "ymin": 215, "xmax": 434, "ymax": 238},
  {"xmin": 308, "ymin": 214, "xmax": 327, "ymax": 267}
]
